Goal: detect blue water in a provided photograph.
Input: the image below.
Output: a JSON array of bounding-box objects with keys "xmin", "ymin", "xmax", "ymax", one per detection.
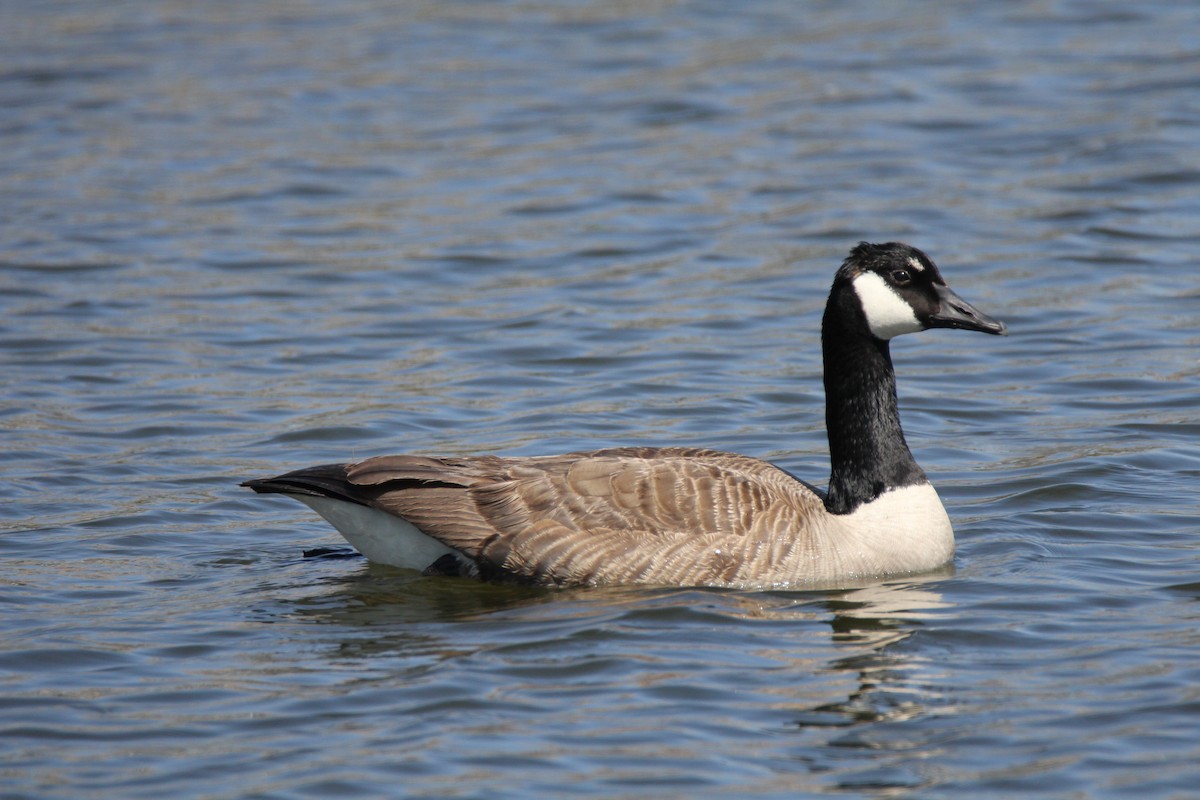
[{"xmin": 3, "ymin": 1, "xmax": 1199, "ymax": 797}]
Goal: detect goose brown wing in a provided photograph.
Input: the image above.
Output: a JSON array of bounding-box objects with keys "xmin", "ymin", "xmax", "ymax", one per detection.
[{"xmin": 349, "ymin": 446, "xmax": 825, "ymax": 585}]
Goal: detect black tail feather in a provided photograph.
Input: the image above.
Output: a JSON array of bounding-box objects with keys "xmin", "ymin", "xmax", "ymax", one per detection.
[{"xmin": 241, "ymin": 463, "xmax": 361, "ymax": 503}]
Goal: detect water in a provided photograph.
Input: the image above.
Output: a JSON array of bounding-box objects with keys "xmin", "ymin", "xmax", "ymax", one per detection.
[{"xmin": 3, "ymin": 1, "xmax": 1199, "ymax": 796}]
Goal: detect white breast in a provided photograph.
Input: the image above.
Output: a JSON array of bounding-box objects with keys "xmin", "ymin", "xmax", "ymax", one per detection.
[{"xmin": 831, "ymin": 483, "xmax": 955, "ymax": 577}]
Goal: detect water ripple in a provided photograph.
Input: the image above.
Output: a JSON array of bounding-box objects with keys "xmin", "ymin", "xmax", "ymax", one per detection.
[{"xmin": 3, "ymin": 1, "xmax": 1200, "ymax": 797}]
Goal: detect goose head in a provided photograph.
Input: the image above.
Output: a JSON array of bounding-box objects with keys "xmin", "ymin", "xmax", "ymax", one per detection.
[{"xmin": 834, "ymin": 242, "xmax": 1008, "ymax": 340}]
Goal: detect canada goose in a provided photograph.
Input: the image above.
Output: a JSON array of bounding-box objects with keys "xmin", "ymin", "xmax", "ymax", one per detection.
[{"xmin": 243, "ymin": 242, "xmax": 1007, "ymax": 588}]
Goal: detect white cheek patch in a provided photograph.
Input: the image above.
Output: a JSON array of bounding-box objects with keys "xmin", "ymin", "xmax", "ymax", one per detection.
[{"xmin": 853, "ymin": 272, "xmax": 923, "ymax": 340}]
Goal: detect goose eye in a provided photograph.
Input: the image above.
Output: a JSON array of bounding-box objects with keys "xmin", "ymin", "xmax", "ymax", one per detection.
[{"xmin": 889, "ymin": 268, "xmax": 912, "ymax": 285}]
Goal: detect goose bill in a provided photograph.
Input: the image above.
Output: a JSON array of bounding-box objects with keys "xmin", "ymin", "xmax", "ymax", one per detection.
[{"xmin": 928, "ymin": 284, "xmax": 1008, "ymax": 335}]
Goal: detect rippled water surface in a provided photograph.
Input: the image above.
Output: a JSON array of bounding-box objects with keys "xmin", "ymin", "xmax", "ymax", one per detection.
[{"xmin": 4, "ymin": 1, "xmax": 1200, "ymax": 797}]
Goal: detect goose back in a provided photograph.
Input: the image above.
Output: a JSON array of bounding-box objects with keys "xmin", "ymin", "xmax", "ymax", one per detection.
[{"xmin": 256, "ymin": 447, "xmax": 837, "ymax": 587}]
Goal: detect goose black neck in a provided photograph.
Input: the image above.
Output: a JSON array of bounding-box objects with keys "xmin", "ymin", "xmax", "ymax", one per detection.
[{"xmin": 821, "ymin": 298, "xmax": 926, "ymax": 515}]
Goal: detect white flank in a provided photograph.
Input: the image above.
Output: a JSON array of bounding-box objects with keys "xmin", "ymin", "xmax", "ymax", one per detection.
[
  {"xmin": 852, "ymin": 271, "xmax": 923, "ymax": 340},
  {"xmin": 294, "ymin": 495, "xmax": 457, "ymax": 570}
]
